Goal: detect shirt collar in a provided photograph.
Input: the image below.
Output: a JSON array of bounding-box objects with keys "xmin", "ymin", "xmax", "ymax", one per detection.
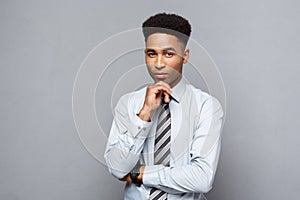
[{"xmin": 170, "ymin": 78, "xmax": 186, "ymax": 103}]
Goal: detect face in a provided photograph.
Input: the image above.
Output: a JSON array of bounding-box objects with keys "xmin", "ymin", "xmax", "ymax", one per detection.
[{"xmin": 144, "ymin": 33, "xmax": 189, "ymax": 88}]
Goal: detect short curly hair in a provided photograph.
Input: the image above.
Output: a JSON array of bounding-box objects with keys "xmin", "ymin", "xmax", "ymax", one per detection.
[{"xmin": 142, "ymin": 13, "xmax": 192, "ymax": 46}]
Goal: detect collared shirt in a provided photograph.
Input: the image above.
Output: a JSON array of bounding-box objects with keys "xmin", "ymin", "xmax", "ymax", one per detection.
[{"xmin": 104, "ymin": 79, "xmax": 224, "ymax": 200}]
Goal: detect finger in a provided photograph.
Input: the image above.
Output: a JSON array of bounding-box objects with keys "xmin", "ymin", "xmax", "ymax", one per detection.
[
  {"xmin": 156, "ymin": 81, "xmax": 172, "ymax": 91},
  {"xmin": 154, "ymin": 84, "xmax": 172, "ymax": 93},
  {"xmin": 164, "ymin": 92, "xmax": 170, "ymax": 103},
  {"xmin": 153, "ymin": 85, "xmax": 172, "ymax": 95}
]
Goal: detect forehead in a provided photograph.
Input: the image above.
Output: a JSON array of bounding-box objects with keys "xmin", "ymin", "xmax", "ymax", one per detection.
[{"xmin": 145, "ymin": 33, "xmax": 184, "ymax": 50}]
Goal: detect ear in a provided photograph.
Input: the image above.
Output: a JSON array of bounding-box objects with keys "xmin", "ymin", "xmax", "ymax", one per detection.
[{"xmin": 183, "ymin": 49, "xmax": 190, "ymax": 64}]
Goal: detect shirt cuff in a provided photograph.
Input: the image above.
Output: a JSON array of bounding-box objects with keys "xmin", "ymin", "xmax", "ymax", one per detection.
[
  {"xmin": 142, "ymin": 165, "xmax": 165, "ymax": 187},
  {"xmin": 129, "ymin": 113, "xmax": 153, "ymax": 138}
]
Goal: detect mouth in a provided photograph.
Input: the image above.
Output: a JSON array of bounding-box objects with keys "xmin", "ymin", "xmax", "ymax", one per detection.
[{"xmin": 154, "ymin": 73, "xmax": 168, "ymax": 79}]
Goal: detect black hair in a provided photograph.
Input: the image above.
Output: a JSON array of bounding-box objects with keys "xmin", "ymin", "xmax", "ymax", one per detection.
[{"xmin": 142, "ymin": 13, "xmax": 192, "ymax": 46}]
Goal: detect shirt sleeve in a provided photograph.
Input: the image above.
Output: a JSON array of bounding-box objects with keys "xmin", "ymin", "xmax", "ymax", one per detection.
[
  {"xmin": 142, "ymin": 96, "xmax": 224, "ymax": 194},
  {"xmin": 104, "ymin": 94, "xmax": 153, "ymax": 179}
]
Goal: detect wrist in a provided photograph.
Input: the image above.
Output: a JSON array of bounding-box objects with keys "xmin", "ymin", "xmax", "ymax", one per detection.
[
  {"xmin": 130, "ymin": 163, "xmax": 143, "ymax": 187},
  {"xmin": 138, "ymin": 107, "xmax": 152, "ymax": 122}
]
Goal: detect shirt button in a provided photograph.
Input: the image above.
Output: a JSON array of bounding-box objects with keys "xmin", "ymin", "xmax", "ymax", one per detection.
[{"xmin": 138, "ymin": 126, "xmax": 141, "ymax": 130}]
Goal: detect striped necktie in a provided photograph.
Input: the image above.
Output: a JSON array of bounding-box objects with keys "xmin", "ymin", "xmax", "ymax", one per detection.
[{"xmin": 149, "ymin": 102, "xmax": 171, "ymax": 200}]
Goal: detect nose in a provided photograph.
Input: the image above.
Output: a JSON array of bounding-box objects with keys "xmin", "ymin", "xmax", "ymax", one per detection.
[{"xmin": 155, "ymin": 55, "xmax": 165, "ymax": 70}]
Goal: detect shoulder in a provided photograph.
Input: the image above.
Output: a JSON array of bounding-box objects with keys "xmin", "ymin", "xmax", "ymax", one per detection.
[
  {"xmin": 186, "ymin": 84, "xmax": 223, "ymax": 112},
  {"xmin": 115, "ymin": 86, "xmax": 147, "ymax": 111},
  {"xmin": 118, "ymin": 86, "xmax": 147, "ymax": 104},
  {"xmin": 185, "ymin": 84, "xmax": 211, "ymax": 103}
]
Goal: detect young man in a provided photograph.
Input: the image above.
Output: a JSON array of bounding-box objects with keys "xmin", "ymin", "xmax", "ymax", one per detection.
[{"xmin": 104, "ymin": 13, "xmax": 224, "ymax": 200}]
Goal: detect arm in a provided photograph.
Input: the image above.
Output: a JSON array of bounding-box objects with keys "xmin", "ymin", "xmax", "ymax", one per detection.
[
  {"xmin": 104, "ymin": 81, "xmax": 172, "ymax": 179},
  {"xmin": 104, "ymin": 93, "xmax": 152, "ymax": 179},
  {"xmin": 142, "ymin": 97, "xmax": 224, "ymax": 194}
]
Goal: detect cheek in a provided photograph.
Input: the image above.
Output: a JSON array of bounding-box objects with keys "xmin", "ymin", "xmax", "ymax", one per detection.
[
  {"xmin": 166, "ymin": 59, "xmax": 182, "ymax": 69},
  {"xmin": 146, "ymin": 65, "xmax": 155, "ymax": 73},
  {"xmin": 146, "ymin": 63, "xmax": 155, "ymax": 70},
  {"xmin": 145, "ymin": 58, "xmax": 155, "ymax": 66}
]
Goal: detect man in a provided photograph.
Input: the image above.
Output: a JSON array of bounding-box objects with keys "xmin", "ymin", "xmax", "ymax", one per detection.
[{"xmin": 104, "ymin": 13, "xmax": 224, "ymax": 200}]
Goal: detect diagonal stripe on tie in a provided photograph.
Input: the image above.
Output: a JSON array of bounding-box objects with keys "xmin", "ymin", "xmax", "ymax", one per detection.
[
  {"xmin": 154, "ymin": 138, "xmax": 170, "ymax": 165},
  {"xmin": 156, "ymin": 112, "xmax": 171, "ymax": 130},
  {"xmin": 155, "ymin": 147, "xmax": 170, "ymax": 165},
  {"xmin": 155, "ymin": 123, "xmax": 171, "ymax": 147},
  {"xmin": 156, "ymin": 117, "xmax": 171, "ymax": 136},
  {"xmin": 150, "ymin": 189, "xmax": 167, "ymax": 200},
  {"xmin": 154, "ymin": 132, "xmax": 170, "ymax": 155},
  {"xmin": 154, "ymin": 134, "xmax": 170, "ymax": 158}
]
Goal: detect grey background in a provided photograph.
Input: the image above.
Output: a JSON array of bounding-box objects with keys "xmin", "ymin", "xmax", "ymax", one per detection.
[{"xmin": 1, "ymin": 0, "xmax": 299, "ymax": 200}]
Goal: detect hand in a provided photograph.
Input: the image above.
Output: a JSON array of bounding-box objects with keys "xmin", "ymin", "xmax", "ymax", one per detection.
[
  {"xmin": 138, "ymin": 81, "xmax": 172, "ymax": 121},
  {"xmin": 119, "ymin": 174, "xmax": 132, "ymax": 183},
  {"xmin": 119, "ymin": 166, "xmax": 145, "ymax": 183},
  {"xmin": 137, "ymin": 165, "xmax": 145, "ymax": 182}
]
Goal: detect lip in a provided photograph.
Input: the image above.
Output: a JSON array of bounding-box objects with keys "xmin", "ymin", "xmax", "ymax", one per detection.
[{"xmin": 154, "ymin": 73, "xmax": 168, "ymax": 79}]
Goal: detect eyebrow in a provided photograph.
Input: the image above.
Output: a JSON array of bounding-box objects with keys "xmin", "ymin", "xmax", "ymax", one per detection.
[{"xmin": 145, "ymin": 47, "xmax": 177, "ymax": 52}]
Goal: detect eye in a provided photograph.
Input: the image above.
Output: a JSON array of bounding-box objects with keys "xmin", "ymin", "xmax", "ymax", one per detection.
[
  {"xmin": 165, "ymin": 52, "xmax": 174, "ymax": 58},
  {"xmin": 147, "ymin": 52, "xmax": 156, "ymax": 58}
]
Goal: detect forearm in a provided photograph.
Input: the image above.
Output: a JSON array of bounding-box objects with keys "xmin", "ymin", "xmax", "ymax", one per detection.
[
  {"xmin": 144, "ymin": 164, "xmax": 213, "ymax": 194},
  {"xmin": 142, "ymin": 143, "xmax": 220, "ymax": 194},
  {"xmin": 104, "ymin": 106, "xmax": 154, "ymax": 179},
  {"xmin": 104, "ymin": 143, "xmax": 142, "ymax": 179}
]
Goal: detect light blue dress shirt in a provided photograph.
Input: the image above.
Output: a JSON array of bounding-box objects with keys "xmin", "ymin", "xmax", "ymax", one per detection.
[{"xmin": 104, "ymin": 79, "xmax": 224, "ymax": 200}]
